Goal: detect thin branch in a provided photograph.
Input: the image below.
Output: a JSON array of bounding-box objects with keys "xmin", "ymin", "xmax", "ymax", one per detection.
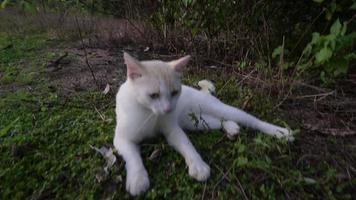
[
  {"xmin": 294, "ymin": 81, "xmax": 331, "ymax": 93},
  {"xmin": 201, "ymin": 182, "xmax": 207, "ymax": 200},
  {"xmin": 291, "ymin": 90, "xmax": 335, "ymax": 99},
  {"xmin": 236, "ymin": 176, "xmax": 249, "ymax": 200},
  {"xmin": 290, "ymin": 8, "xmax": 326, "ymax": 56},
  {"xmin": 74, "ymin": 16, "xmax": 100, "ymax": 89}
]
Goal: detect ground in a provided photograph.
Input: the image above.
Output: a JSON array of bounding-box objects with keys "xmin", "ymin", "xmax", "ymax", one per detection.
[{"xmin": 0, "ymin": 25, "xmax": 355, "ymax": 199}]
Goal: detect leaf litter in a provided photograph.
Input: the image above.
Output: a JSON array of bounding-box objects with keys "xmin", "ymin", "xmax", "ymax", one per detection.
[{"xmin": 90, "ymin": 145, "xmax": 117, "ymax": 182}]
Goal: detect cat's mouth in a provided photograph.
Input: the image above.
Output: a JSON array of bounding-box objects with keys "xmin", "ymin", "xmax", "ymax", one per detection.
[{"xmin": 152, "ymin": 108, "xmax": 174, "ymax": 115}]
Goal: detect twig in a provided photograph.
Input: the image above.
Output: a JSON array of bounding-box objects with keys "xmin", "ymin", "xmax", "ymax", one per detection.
[
  {"xmin": 235, "ymin": 71, "xmax": 268, "ymax": 86},
  {"xmin": 273, "ymin": 77, "xmax": 298, "ymax": 109},
  {"xmin": 217, "ymin": 76, "xmax": 235, "ymax": 96},
  {"xmin": 93, "ymin": 105, "xmax": 106, "ymax": 121},
  {"xmin": 78, "ymin": 0, "xmax": 147, "ymax": 42},
  {"xmin": 236, "ymin": 69, "xmax": 257, "ymax": 86},
  {"xmin": 242, "ymin": 95, "xmax": 253, "ymax": 109},
  {"xmin": 211, "ymin": 165, "xmax": 233, "ymax": 199},
  {"xmin": 201, "ymin": 182, "xmax": 207, "ymax": 200},
  {"xmin": 292, "ymin": 91, "xmax": 334, "ymax": 99},
  {"xmin": 122, "ymin": 17, "xmax": 147, "ymax": 41},
  {"xmin": 296, "ymin": 154, "xmax": 319, "ymax": 166},
  {"xmin": 212, "ymin": 135, "xmax": 226, "ymax": 147},
  {"xmin": 279, "ymin": 36, "xmax": 285, "ymax": 66},
  {"xmin": 203, "ymin": 58, "xmax": 235, "ymax": 68},
  {"xmin": 290, "ymin": 8, "xmax": 326, "ymax": 56},
  {"xmin": 75, "ymin": 16, "xmax": 100, "ymax": 89},
  {"xmin": 235, "ymin": 176, "xmax": 249, "ymax": 200},
  {"xmin": 294, "ymin": 81, "xmax": 330, "ymax": 93}
]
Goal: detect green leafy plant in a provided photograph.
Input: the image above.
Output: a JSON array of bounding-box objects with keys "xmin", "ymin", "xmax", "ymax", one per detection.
[{"xmin": 299, "ymin": 19, "xmax": 356, "ymax": 84}]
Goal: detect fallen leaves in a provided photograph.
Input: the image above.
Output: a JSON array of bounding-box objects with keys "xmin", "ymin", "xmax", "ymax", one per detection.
[
  {"xmin": 103, "ymin": 84, "xmax": 110, "ymax": 95},
  {"xmin": 90, "ymin": 145, "xmax": 117, "ymax": 174},
  {"xmin": 148, "ymin": 149, "xmax": 161, "ymax": 161}
]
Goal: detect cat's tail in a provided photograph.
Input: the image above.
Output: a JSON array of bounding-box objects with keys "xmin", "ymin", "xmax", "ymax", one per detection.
[{"xmin": 199, "ymin": 94, "xmax": 293, "ymax": 140}]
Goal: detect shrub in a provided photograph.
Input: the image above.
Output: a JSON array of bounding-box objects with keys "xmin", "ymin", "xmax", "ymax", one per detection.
[{"xmin": 300, "ymin": 19, "xmax": 356, "ymax": 84}]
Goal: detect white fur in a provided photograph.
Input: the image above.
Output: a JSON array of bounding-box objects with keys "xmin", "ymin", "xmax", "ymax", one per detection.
[
  {"xmin": 198, "ymin": 79, "xmax": 216, "ymax": 94},
  {"xmin": 114, "ymin": 53, "xmax": 294, "ymax": 196},
  {"xmin": 222, "ymin": 120, "xmax": 241, "ymax": 139}
]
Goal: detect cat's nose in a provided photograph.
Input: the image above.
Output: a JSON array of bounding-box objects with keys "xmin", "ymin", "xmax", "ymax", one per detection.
[
  {"xmin": 161, "ymin": 101, "xmax": 172, "ymax": 113},
  {"xmin": 164, "ymin": 105, "xmax": 172, "ymax": 113}
]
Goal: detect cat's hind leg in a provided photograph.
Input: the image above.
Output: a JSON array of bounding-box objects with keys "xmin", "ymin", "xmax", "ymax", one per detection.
[
  {"xmin": 205, "ymin": 99, "xmax": 294, "ymax": 141},
  {"xmin": 189, "ymin": 92, "xmax": 294, "ymax": 141}
]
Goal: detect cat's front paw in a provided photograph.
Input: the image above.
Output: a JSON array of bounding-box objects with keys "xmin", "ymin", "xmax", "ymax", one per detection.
[
  {"xmin": 275, "ymin": 127, "xmax": 294, "ymax": 142},
  {"xmin": 189, "ymin": 160, "xmax": 210, "ymax": 181},
  {"xmin": 126, "ymin": 169, "xmax": 150, "ymax": 196},
  {"xmin": 222, "ymin": 120, "xmax": 240, "ymax": 140}
]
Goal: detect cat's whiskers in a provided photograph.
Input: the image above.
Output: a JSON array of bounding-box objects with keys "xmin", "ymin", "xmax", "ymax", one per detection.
[{"xmin": 135, "ymin": 112, "xmax": 156, "ymax": 134}]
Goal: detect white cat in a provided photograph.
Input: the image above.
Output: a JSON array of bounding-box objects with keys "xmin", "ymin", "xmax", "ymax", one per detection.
[{"xmin": 114, "ymin": 52, "xmax": 294, "ymax": 196}]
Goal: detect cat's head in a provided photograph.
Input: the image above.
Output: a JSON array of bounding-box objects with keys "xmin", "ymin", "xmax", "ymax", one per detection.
[{"xmin": 123, "ymin": 52, "xmax": 190, "ymax": 115}]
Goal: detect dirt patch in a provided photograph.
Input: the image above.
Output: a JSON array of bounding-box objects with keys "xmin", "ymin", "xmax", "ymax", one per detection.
[
  {"xmin": 45, "ymin": 42, "xmax": 182, "ymax": 96},
  {"xmin": 282, "ymin": 80, "xmax": 356, "ymax": 137},
  {"xmin": 46, "ymin": 47, "xmax": 129, "ymax": 96}
]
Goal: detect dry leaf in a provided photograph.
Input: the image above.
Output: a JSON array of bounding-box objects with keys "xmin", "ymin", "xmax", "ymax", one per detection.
[
  {"xmin": 90, "ymin": 145, "xmax": 117, "ymax": 174},
  {"xmin": 95, "ymin": 168, "xmax": 108, "ymax": 183},
  {"xmin": 303, "ymin": 177, "xmax": 317, "ymax": 184},
  {"xmin": 148, "ymin": 149, "xmax": 161, "ymax": 161},
  {"xmin": 103, "ymin": 84, "xmax": 110, "ymax": 95}
]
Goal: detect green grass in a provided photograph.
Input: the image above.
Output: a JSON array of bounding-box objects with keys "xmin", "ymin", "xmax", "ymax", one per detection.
[
  {"xmin": 0, "ymin": 32, "xmax": 50, "ymax": 84},
  {"xmin": 0, "ymin": 32, "xmax": 354, "ymax": 200}
]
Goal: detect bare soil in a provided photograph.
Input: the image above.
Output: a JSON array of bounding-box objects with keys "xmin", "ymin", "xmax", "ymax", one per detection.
[{"xmin": 47, "ymin": 47, "xmax": 126, "ymax": 96}]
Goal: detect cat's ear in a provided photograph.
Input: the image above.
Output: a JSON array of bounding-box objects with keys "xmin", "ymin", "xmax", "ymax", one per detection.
[
  {"xmin": 168, "ymin": 55, "xmax": 191, "ymax": 73},
  {"xmin": 123, "ymin": 52, "xmax": 144, "ymax": 80}
]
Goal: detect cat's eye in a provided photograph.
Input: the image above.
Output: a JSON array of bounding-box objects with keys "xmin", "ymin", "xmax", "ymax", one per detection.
[
  {"xmin": 149, "ymin": 93, "xmax": 160, "ymax": 99},
  {"xmin": 171, "ymin": 90, "xmax": 179, "ymax": 96}
]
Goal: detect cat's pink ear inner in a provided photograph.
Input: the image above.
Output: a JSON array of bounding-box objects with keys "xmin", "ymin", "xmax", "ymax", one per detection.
[
  {"xmin": 124, "ymin": 52, "xmax": 143, "ymax": 80},
  {"xmin": 168, "ymin": 55, "xmax": 191, "ymax": 72}
]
